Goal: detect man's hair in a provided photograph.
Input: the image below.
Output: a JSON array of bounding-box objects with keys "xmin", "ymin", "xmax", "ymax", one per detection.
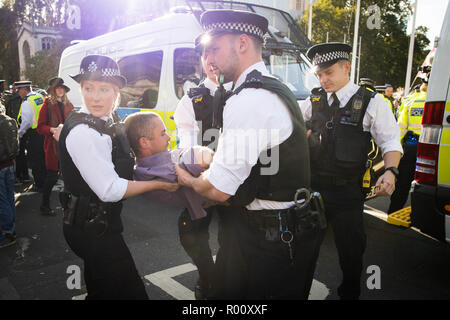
[
  {"xmin": 230, "ymin": 33, "xmax": 262, "ymax": 54},
  {"xmin": 124, "ymin": 111, "xmax": 162, "ymax": 156}
]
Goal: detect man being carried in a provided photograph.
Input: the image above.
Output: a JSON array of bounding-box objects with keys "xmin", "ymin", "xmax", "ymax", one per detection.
[{"xmin": 124, "ymin": 111, "xmax": 215, "ymax": 220}]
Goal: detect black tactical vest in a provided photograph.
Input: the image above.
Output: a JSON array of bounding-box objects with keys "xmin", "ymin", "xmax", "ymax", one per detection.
[
  {"xmin": 308, "ymin": 86, "xmax": 376, "ymax": 180},
  {"xmin": 58, "ymin": 111, "xmax": 134, "ymax": 199},
  {"xmin": 188, "ymin": 83, "xmax": 215, "ymax": 147},
  {"xmin": 221, "ymin": 70, "xmax": 311, "ymax": 206}
]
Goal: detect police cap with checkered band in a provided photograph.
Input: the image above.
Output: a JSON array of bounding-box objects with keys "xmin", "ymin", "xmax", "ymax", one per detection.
[
  {"xmin": 199, "ymin": 9, "xmax": 268, "ymax": 45},
  {"xmin": 306, "ymin": 42, "xmax": 352, "ymax": 72},
  {"xmin": 70, "ymin": 55, "xmax": 127, "ymax": 89}
]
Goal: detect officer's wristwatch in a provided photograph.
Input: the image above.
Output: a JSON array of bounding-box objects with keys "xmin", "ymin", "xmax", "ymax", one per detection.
[{"xmin": 385, "ymin": 167, "xmax": 399, "ymax": 179}]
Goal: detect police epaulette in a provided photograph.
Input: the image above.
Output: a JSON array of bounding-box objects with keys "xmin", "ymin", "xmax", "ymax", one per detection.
[
  {"xmin": 233, "ymin": 70, "xmax": 264, "ymax": 95},
  {"xmin": 311, "ymin": 87, "xmax": 324, "ymax": 95},
  {"xmin": 65, "ymin": 111, "xmax": 108, "ymax": 136},
  {"xmin": 365, "ymin": 87, "xmax": 377, "ymax": 98},
  {"xmin": 188, "ymin": 86, "xmax": 210, "ymax": 99}
]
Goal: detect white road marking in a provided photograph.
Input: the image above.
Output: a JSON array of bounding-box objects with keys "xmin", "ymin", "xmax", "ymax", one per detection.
[
  {"xmin": 144, "ymin": 257, "xmax": 330, "ymax": 300},
  {"xmin": 144, "ymin": 262, "xmax": 197, "ymax": 300}
]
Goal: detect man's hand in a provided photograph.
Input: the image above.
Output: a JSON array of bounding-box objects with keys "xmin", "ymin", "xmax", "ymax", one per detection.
[
  {"xmin": 174, "ymin": 163, "xmax": 194, "ymax": 188},
  {"xmin": 160, "ymin": 181, "xmax": 180, "ymax": 192},
  {"xmin": 375, "ymin": 170, "xmax": 396, "ymax": 196}
]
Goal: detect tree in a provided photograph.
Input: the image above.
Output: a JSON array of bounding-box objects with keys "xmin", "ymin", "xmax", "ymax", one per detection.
[
  {"xmin": 299, "ymin": 0, "xmax": 430, "ymax": 88},
  {"xmin": 0, "ymin": 4, "xmax": 20, "ymax": 86},
  {"xmin": 23, "ymin": 38, "xmax": 70, "ymax": 88}
]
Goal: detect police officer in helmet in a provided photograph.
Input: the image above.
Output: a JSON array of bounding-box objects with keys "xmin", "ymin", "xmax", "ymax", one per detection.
[
  {"xmin": 174, "ymin": 35, "xmax": 232, "ymax": 299},
  {"xmin": 301, "ymin": 43, "xmax": 403, "ymax": 299},
  {"xmin": 175, "ymin": 9, "xmax": 324, "ymax": 299},
  {"xmin": 58, "ymin": 55, "xmax": 179, "ymax": 299}
]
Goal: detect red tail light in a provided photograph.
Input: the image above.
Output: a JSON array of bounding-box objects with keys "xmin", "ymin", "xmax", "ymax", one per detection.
[
  {"xmin": 415, "ymin": 101, "xmax": 445, "ymax": 186},
  {"xmin": 421, "ymin": 101, "xmax": 445, "ymax": 125}
]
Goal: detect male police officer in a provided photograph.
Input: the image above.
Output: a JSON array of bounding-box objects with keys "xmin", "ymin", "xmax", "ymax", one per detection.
[
  {"xmin": 174, "ymin": 36, "xmax": 232, "ymax": 299},
  {"xmin": 16, "ymin": 81, "xmax": 46, "ymax": 191},
  {"xmin": 175, "ymin": 9, "xmax": 323, "ymax": 299},
  {"xmin": 300, "ymin": 43, "xmax": 403, "ymax": 299}
]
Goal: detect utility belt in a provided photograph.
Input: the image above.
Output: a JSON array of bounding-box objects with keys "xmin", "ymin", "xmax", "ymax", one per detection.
[
  {"xmin": 59, "ymin": 192, "xmax": 122, "ymax": 237},
  {"xmin": 242, "ymin": 189, "xmax": 327, "ymax": 238},
  {"xmin": 242, "ymin": 189, "xmax": 326, "ymax": 263}
]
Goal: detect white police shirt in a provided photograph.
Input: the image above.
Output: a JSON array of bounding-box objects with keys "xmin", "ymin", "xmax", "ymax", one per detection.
[
  {"xmin": 18, "ymin": 99, "xmax": 33, "ymax": 138},
  {"xmin": 65, "ymin": 106, "xmax": 128, "ymax": 203},
  {"xmin": 299, "ymin": 80, "xmax": 403, "ymax": 157},
  {"xmin": 174, "ymin": 77, "xmax": 232, "ymax": 148},
  {"xmin": 206, "ymin": 61, "xmax": 297, "ymax": 210}
]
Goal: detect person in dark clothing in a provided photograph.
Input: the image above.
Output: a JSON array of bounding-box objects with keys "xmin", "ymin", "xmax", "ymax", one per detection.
[
  {"xmin": 5, "ymin": 87, "xmax": 29, "ymax": 182},
  {"xmin": 37, "ymin": 77, "xmax": 74, "ymax": 215}
]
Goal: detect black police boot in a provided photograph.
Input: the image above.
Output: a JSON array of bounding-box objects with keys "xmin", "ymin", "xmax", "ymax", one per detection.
[{"xmin": 194, "ymin": 278, "xmax": 212, "ymax": 300}]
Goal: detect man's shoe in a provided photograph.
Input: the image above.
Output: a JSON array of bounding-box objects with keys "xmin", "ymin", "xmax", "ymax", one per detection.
[
  {"xmin": 40, "ymin": 205, "xmax": 56, "ymax": 216},
  {"xmin": 0, "ymin": 237, "xmax": 17, "ymax": 249}
]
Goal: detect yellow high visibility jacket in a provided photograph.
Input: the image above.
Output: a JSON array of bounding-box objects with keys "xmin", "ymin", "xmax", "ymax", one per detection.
[
  {"xmin": 398, "ymin": 91, "xmax": 427, "ymax": 142},
  {"xmin": 397, "ymin": 91, "xmax": 419, "ymax": 117},
  {"xmin": 381, "ymin": 93, "xmax": 395, "ymax": 114},
  {"xmin": 17, "ymin": 92, "xmax": 44, "ymax": 129}
]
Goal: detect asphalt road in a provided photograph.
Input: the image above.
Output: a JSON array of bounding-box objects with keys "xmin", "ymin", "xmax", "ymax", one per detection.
[{"xmin": 1, "ymin": 181, "xmax": 450, "ymax": 300}]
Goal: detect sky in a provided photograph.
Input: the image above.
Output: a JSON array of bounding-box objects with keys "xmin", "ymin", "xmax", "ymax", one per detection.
[{"xmin": 408, "ymin": 0, "xmax": 449, "ymax": 49}]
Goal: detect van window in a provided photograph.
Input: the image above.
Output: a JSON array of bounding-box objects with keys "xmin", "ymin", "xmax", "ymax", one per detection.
[
  {"xmin": 118, "ymin": 50, "xmax": 163, "ymax": 109},
  {"xmin": 174, "ymin": 48, "xmax": 202, "ymax": 99},
  {"xmin": 263, "ymin": 50, "xmax": 319, "ymax": 100}
]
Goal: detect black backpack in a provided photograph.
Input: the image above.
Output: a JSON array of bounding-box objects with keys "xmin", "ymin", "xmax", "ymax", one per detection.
[{"xmin": 0, "ymin": 114, "xmax": 19, "ymax": 162}]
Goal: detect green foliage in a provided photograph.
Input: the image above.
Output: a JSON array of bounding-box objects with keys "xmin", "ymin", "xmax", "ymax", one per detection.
[
  {"xmin": 23, "ymin": 39, "xmax": 70, "ymax": 89},
  {"xmin": 0, "ymin": 6, "xmax": 19, "ymax": 86},
  {"xmin": 299, "ymin": 0, "xmax": 430, "ymax": 88}
]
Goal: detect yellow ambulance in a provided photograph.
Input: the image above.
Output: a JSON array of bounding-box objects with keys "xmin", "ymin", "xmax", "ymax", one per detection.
[{"xmin": 411, "ymin": 4, "xmax": 450, "ymax": 243}]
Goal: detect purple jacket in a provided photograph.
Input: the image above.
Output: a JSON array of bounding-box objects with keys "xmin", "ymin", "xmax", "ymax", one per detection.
[{"xmin": 134, "ymin": 148, "xmax": 206, "ymax": 220}]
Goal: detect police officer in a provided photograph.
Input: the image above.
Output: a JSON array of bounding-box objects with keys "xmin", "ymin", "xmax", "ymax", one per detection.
[
  {"xmin": 301, "ymin": 43, "xmax": 403, "ymax": 299},
  {"xmin": 4, "ymin": 82, "xmax": 29, "ymax": 183},
  {"xmin": 58, "ymin": 55, "xmax": 178, "ymax": 299},
  {"xmin": 174, "ymin": 36, "xmax": 232, "ymax": 300},
  {"xmin": 16, "ymin": 81, "xmax": 46, "ymax": 191},
  {"xmin": 388, "ymin": 79, "xmax": 428, "ymax": 214},
  {"xmin": 175, "ymin": 9, "xmax": 323, "ymax": 299},
  {"xmin": 381, "ymin": 83, "xmax": 395, "ymax": 114}
]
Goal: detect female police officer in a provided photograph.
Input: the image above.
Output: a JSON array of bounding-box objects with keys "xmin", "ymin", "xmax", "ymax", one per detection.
[{"xmin": 58, "ymin": 55, "xmax": 178, "ymax": 300}]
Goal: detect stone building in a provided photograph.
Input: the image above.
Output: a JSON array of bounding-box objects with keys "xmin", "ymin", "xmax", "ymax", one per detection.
[{"xmin": 17, "ymin": 22, "xmax": 62, "ymax": 78}]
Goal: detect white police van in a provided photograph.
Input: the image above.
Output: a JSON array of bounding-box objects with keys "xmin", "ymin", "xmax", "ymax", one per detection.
[
  {"xmin": 411, "ymin": 3, "xmax": 450, "ymax": 243},
  {"xmin": 58, "ymin": 0, "xmax": 319, "ymax": 149}
]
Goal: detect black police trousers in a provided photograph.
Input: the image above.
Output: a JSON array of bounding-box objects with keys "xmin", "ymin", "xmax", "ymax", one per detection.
[
  {"xmin": 15, "ymin": 134, "xmax": 30, "ymax": 181},
  {"xmin": 388, "ymin": 143, "xmax": 418, "ymax": 214},
  {"xmin": 28, "ymin": 129, "xmax": 46, "ymax": 189},
  {"xmin": 212, "ymin": 206, "xmax": 324, "ymax": 300},
  {"xmin": 178, "ymin": 207, "xmax": 215, "ymax": 294},
  {"xmin": 313, "ymin": 182, "xmax": 366, "ymax": 300},
  {"xmin": 63, "ymin": 224, "xmax": 148, "ymax": 300}
]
